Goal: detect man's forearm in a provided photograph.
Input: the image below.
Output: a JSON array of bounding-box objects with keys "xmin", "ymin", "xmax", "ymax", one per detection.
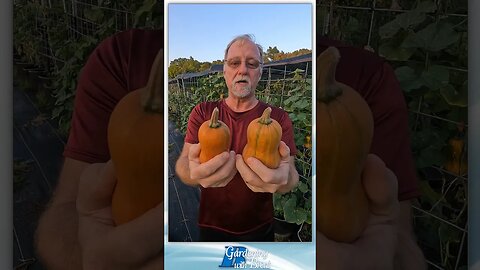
[{"xmin": 36, "ymin": 202, "xmax": 82, "ymax": 270}]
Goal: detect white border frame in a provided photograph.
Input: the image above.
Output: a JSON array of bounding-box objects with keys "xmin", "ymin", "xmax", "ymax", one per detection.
[{"xmin": 164, "ymin": 1, "xmax": 316, "ymax": 269}]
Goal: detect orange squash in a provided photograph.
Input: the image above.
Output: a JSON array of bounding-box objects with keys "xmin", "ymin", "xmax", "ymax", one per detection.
[
  {"xmin": 242, "ymin": 107, "xmax": 282, "ymax": 169},
  {"xmin": 444, "ymin": 123, "xmax": 468, "ymax": 176},
  {"xmin": 316, "ymin": 47, "xmax": 373, "ymax": 242},
  {"xmin": 198, "ymin": 107, "xmax": 231, "ymax": 163},
  {"xmin": 108, "ymin": 49, "xmax": 164, "ymax": 225}
]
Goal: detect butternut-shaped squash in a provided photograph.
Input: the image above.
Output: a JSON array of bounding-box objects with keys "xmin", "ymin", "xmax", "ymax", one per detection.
[
  {"xmin": 198, "ymin": 107, "xmax": 231, "ymax": 163},
  {"xmin": 108, "ymin": 49, "xmax": 164, "ymax": 225},
  {"xmin": 444, "ymin": 123, "xmax": 468, "ymax": 176},
  {"xmin": 242, "ymin": 107, "xmax": 282, "ymax": 169},
  {"xmin": 316, "ymin": 47, "xmax": 373, "ymax": 242}
]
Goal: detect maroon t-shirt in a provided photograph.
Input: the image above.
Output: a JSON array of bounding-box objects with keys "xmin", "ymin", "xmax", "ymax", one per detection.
[
  {"xmin": 64, "ymin": 29, "xmax": 163, "ymax": 162},
  {"xmin": 184, "ymin": 100, "xmax": 297, "ymax": 234}
]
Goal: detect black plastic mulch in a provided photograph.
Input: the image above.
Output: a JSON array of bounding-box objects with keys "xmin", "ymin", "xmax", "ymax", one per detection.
[
  {"xmin": 13, "ymin": 72, "xmax": 64, "ymax": 269},
  {"xmin": 167, "ymin": 121, "xmax": 201, "ymax": 242}
]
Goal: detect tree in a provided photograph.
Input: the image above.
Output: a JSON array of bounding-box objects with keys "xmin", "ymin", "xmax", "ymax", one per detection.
[
  {"xmin": 168, "ymin": 47, "xmax": 312, "ymax": 78},
  {"xmin": 266, "ymin": 46, "xmax": 281, "ymax": 62},
  {"xmin": 168, "ymin": 56, "xmax": 201, "ymax": 78}
]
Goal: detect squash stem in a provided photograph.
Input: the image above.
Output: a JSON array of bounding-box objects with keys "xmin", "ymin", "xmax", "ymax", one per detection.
[
  {"xmin": 209, "ymin": 107, "xmax": 222, "ymax": 128},
  {"xmin": 317, "ymin": 46, "xmax": 343, "ymax": 103},
  {"xmin": 141, "ymin": 48, "xmax": 164, "ymax": 114},
  {"xmin": 259, "ymin": 107, "xmax": 273, "ymax": 125}
]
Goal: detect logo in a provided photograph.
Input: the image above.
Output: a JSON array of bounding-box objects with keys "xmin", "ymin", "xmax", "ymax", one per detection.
[{"xmin": 219, "ymin": 246, "xmax": 271, "ymax": 269}]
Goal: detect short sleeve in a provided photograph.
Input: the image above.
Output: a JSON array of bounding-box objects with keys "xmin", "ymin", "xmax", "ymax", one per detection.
[
  {"xmin": 63, "ymin": 29, "xmax": 163, "ymax": 163},
  {"xmin": 184, "ymin": 103, "xmax": 207, "ymax": 145}
]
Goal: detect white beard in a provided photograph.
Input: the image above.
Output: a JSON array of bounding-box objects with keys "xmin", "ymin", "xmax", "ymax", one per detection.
[{"xmin": 231, "ymin": 82, "xmax": 252, "ymax": 98}]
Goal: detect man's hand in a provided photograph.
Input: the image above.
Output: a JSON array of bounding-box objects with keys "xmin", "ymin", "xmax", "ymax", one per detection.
[
  {"xmin": 236, "ymin": 141, "xmax": 297, "ymax": 193},
  {"xmin": 188, "ymin": 143, "xmax": 237, "ymax": 188},
  {"xmin": 316, "ymin": 154, "xmax": 400, "ymax": 270},
  {"xmin": 77, "ymin": 161, "xmax": 163, "ymax": 270}
]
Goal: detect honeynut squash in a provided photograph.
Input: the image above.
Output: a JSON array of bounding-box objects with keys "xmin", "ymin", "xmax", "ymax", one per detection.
[
  {"xmin": 108, "ymin": 49, "xmax": 164, "ymax": 225},
  {"xmin": 316, "ymin": 47, "xmax": 374, "ymax": 243}
]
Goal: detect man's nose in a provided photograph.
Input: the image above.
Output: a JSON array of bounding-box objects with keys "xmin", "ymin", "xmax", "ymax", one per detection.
[{"xmin": 237, "ymin": 61, "xmax": 248, "ymax": 74}]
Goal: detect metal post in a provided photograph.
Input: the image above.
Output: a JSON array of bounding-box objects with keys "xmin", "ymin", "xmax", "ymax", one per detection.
[
  {"xmin": 367, "ymin": 0, "xmax": 377, "ymax": 46},
  {"xmin": 266, "ymin": 67, "xmax": 271, "ymax": 104},
  {"xmin": 280, "ymin": 65, "xmax": 287, "ymax": 107}
]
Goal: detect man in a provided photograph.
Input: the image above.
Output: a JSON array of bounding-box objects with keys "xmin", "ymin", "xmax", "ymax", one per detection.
[
  {"xmin": 174, "ymin": 34, "xmax": 300, "ymax": 241},
  {"xmin": 35, "ymin": 28, "xmax": 425, "ymax": 269}
]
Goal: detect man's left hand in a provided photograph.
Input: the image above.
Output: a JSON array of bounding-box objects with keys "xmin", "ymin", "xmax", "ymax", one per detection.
[{"xmin": 236, "ymin": 141, "xmax": 296, "ymax": 193}]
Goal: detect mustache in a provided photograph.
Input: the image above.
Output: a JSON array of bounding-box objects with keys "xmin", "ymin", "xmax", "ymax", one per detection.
[{"xmin": 234, "ymin": 76, "xmax": 251, "ymax": 84}]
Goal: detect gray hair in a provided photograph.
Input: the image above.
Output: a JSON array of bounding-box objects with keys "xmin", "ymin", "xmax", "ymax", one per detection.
[{"xmin": 224, "ymin": 34, "xmax": 264, "ymax": 63}]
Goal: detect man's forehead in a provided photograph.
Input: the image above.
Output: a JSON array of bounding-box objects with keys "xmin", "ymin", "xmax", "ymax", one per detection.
[
  {"xmin": 227, "ymin": 40, "xmax": 260, "ymax": 56},
  {"xmin": 231, "ymin": 38, "xmax": 254, "ymax": 47}
]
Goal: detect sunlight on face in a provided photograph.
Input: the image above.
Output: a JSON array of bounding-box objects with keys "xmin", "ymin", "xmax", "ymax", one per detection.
[{"xmin": 223, "ymin": 39, "xmax": 262, "ymax": 99}]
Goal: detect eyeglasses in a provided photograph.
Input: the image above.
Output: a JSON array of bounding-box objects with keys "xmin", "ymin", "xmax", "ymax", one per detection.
[{"xmin": 224, "ymin": 58, "xmax": 262, "ymax": 69}]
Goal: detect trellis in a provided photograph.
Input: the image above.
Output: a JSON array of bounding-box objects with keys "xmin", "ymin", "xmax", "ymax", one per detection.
[
  {"xmin": 318, "ymin": 1, "xmax": 468, "ymax": 269},
  {"xmin": 167, "ymin": 59, "xmax": 314, "ymax": 197}
]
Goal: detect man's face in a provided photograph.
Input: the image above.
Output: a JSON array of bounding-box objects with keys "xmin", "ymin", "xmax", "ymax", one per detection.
[{"xmin": 223, "ymin": 40, "xmax": 262, "ymax": 99}]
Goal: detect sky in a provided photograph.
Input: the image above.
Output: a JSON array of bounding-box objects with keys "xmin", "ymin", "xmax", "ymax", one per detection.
[{"xmin": 167, "ymin": 3, "xmax": 313, "ymax": 65}]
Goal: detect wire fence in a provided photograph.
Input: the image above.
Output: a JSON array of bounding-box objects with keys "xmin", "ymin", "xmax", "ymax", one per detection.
[
  {"xmin": 318, "ymin": 1, "xmax": 468, "ymax": 269},
  {"xmin": 168, "ymin": 63, "xmax": 313, "ymax": 192}
]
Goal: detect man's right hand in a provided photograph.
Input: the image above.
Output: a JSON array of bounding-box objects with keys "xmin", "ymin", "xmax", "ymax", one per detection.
[
  {"xmin": 77, "ymin": 161, "xmax": 163, "ymax": 270},
  {"xmin": 316, "ymin": 154, "xmax": 401, "ymax": 270},
  {"xmin": 187, "ymin": 143, "xmax": 237, "ymax": 188}
]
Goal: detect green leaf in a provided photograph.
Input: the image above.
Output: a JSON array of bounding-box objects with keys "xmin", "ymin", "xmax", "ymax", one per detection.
[
  {"xmin": 284, "ymin": 95, "xmax": 299, "ymax": 106},
  {"xmin": 421, "ymin": 65, "xmax": 450, "ymax": 90},
  {"xmin": 379, "ymin": 11, "xmax": 425, "ymax": 39},
  {"xmin": 438, "ymin": 223, "xmax": 460, "ymax": 243},
  {"xmin": 402, "ymin": 22, "xmax": 460, "ymax": 52},
  {"xmin": 296, "ymin": 99, "xmax": 310, "ymax": 110},
  {"xmin": 396, "ymin": 11, "xmax": 426, "ymax": 30},
  {"xmin": 440, "ymin": 83, "xmax": 467, "ymax": 107},
  {"xmin": 418, "ymin": 181, "xmax": 442, "ymax": 206},
  {"xmin": 379, "ymin": 20, "xmax": 402, "ymax": 39},
  {"xmin": 416, "ymin": 141, "xmax": 446, "ymax": 168},
  {"xmin": 51, "ymin": 107, "xmax": 63, "ymax": 119},
  {"xmin": 134, "ymin": 0, "xmax": 157, "ymax": 26},
  {"xmin": 345, "ymin": 17, "xmax": 360, "ymax": 33},
  {"xmin": 415, "ymin": 1, "xmax": 437, "ymax": 13},
  {"xmin": 395, "ymin": 66, "xmax": 417, "ymax": 81},
  {"xmin": 273, "ymin": 193, "xmax": 288, "ymax": 213},
  {"xmin": 395, "ymin": 66, "xmax": 423, "ymax": 91},
  {"xmin": 297, "ymin": 181, "xmax": 309, "ymax": 193},
  {"xmin": 379, "ymin": 42, "xmax": 415, "ymax": 61},
  {"xmin": 83, "ymin": 7, "xmax": 104, "ymax": 23},
  {"xmin": 284, "ymin": 197, "xmax": 308, "ymax": 225}
]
